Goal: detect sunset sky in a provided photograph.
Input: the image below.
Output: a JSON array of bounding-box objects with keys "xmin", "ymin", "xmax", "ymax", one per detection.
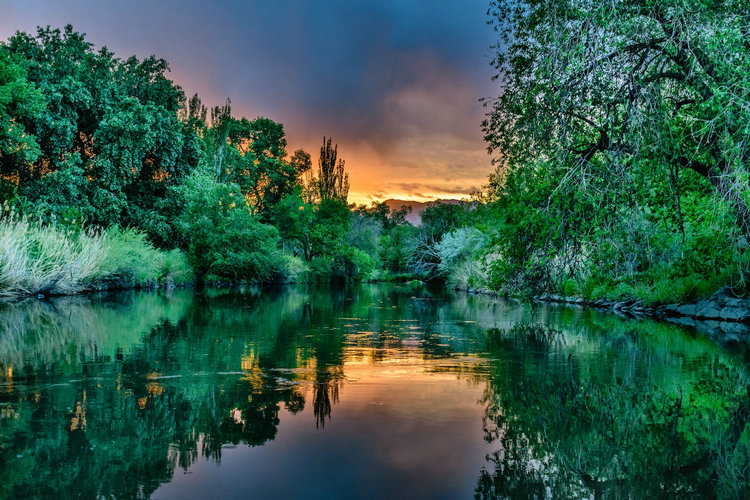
[{"xmin": 0, "ymin": 0, "xmax": 498, "ymax": 205}]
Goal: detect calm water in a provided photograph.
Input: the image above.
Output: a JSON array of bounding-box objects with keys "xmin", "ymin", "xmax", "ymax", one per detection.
[{"xmin": 0, "ymin": 284, "xmax": 748, "ymax": 499}]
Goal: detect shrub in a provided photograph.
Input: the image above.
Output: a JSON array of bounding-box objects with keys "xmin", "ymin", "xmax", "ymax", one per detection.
[
  {"xmin": 97, "ymin": 227, "xmax": 165, "ymax": 288},
  {"xmin": 174, "ymin": 172, "xmax": 283, "ymax": 282},
  {"xmin": 275, "ymin": 252, "xmax": 310, "ymax": 283},
  {"xmin": 435, "ymin": 227, "xmax": 489, "ymax": 287}
]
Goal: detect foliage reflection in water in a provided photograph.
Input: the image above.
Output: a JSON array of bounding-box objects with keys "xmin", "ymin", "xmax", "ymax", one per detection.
[{"xmin": 0, "ymin": 285, "xmax": 748, "ymax": 499}]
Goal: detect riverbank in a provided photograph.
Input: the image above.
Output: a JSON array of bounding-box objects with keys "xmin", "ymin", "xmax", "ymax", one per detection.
[
  {"xmin": 532, "ymin": 287, "xmax": 750, "ymax": 343},
  {"xmin": 453, "ymin": 284, "xmax": 750, "ymax": 344}
]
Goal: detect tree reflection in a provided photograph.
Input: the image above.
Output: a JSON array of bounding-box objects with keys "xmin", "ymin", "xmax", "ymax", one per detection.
[
  {"xmin": 313, "ymin": 366, "xmax": 343, "ymax": 429},
  {"xmin": 0, "ymin": 285, "xmax": 363, "ymax": 497},
  {"xmin": 475, "ymin": 323, "xmax": 750, "ymax": 499},
  {"xmin": 1, "ymin": 286, "xmax": 747, "ymax": 499}
]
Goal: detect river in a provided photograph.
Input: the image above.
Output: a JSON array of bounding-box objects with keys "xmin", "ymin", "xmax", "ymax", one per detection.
[{"xmin": 0, "ymin": 284, "xmax": 748, "ymax": 499}]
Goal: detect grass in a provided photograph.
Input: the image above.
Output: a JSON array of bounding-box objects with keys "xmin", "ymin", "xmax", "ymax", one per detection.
[
  {"xmin": 575, "ymin": 259, "xmax": 747, "ymax": 306},
  {"xmin": 0, "ymin": 211, "xmax": 193, "ymax": 298}
]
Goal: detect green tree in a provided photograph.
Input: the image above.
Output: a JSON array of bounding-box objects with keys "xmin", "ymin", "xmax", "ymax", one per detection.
[
  {"xmin": 173, "ymin": 171, "xmax": 282, "ymax": 282},
  {"xmin": 317, "ymin": 137, "xmax": 349, "ymax": 201},
  {"xmin": 0, "ymin": 46, "xmax": 45, "ymax": 201},
  {"xmin": 484, "ymin": 0, "xmax": 750, "ymax": 236},
  {"xmin": 1, "ymin": 25, "xmax": 197, "ymax": 227}
]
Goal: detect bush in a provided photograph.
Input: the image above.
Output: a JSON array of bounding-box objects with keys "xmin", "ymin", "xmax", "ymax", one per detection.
[
  {"xmin": 174, "ymin": 172, "xmax": 283, "ymax": 282},
  {"xmin": 98, "ymin": 227, "xmax": 165, "ymax": 288},
  {"xmin": 340, "ymin": 247, "xmax": 376, "ymax": 281},
  {"xmin": 274, "ymin": 252, "xmax": 310, "ymax": 283},
  {"xmin": 435, "ymin": 227, "xmax": 489, "ymax": 287}
]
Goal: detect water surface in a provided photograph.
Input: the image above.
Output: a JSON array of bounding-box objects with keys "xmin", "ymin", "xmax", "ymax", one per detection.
[{"xmin": 0, "ymin": 285, "xmax": 748, "ymax": 499}]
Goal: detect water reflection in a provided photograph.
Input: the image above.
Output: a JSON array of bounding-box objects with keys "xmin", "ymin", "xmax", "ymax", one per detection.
[
  {"xmin": 0, "ymin": 286, "xmax": 747, "ymax": 499},
  {"xmin": 475, "ymin": 320, "xmax": 750, "ymax": 499}
]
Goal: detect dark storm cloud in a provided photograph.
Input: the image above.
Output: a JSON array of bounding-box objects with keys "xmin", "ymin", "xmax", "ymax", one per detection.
[{"xmin": 0, "ymin": 0, "xmax": 497, "ymax": 201}]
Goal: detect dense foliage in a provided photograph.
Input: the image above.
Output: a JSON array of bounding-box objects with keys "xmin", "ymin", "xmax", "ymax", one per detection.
[
  {"xmin": 0, "ymin": 26, "xmax": 402, "ymax": 292},
  {"xmin": 2, "ymin": 8, "xmax": 749, "ymax": 304},
  {"xmin": 451, "ymin": 0, "xmax": 750, "ymax": 303}
]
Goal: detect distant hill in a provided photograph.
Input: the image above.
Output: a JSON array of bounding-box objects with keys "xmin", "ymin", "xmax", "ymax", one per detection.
[{"xmin": 383, "ymin": 198, "xmax": 461, "ymax": 225}]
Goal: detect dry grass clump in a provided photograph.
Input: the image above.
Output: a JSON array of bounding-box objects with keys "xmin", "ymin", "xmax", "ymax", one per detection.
[
  {"xmin": 0, "ymin": 211, "xmax": 106, "ymax": 296},
  {"xmin": 0, "ymin": 209, "xmax": 193, "ymax": 298}
]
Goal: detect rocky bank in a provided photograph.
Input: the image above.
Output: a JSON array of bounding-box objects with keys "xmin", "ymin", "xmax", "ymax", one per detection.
[{"xmin": 532, "ymin": 286, "xmax": 750, "ymax": 344}]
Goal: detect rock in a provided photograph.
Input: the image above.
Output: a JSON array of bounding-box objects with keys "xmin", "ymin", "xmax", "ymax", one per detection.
[
  {"xmin": 550, "ymin": 294, "xmax": 563, "ymax": 302},
  {"xmin": 720, "ymin": 307, "xmax": 749, "ymax": 322},
  {"xmin": 676, "ymin": 304, "xmax": 697, "ymax": 316},
  {"xmin": 540, "ymin": 294, "xmax": 550, "ymax": 301},
  {"xmin": 703, "ymin": 320, "xmax": 723, "ymax": 331},
  {"xmin": 613, "ymin": 301, "xmax": 627, "ymax": 310},
  {"xmin": 725, "ymin": 297, "xmax": 744, "ymax": 308},
  {"xmin": 696, "ymin": 307, "xmax": 722, "ymax": 319},
  {"xmin": 719, "ymin": 322, "xmax": 750, "ymax": 336},
  {"xmin": 574, "ymin": 297, "xmax": 584, "ymax": 304},
  {"xmin": 671, "ymin": 316, "xmax": 697, "ymax": 327},
  {"xmin": 665, "ymin": 304, "xmax": 680, "ymax": 313},
  {"xmin": 710, "ymin": 286, "xmax": 735, "ymax": 305}
]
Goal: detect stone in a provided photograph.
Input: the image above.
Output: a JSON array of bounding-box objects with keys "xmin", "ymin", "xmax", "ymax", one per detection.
[
  {"xmin": 665, "ymin": 304, "xmax": 680, "ymax": 313},
  {"xmin": 574, "ymin": 297, "xmax": 584, "ymax": 304},
  {"xmin": 696, "ymin": 307, "xmax": 722, "ymax": 319},
  {"xmin": 710, "ymin": 286, "xmax": 735, "ymax": 305},
  {"xmin": 703, "ymin": 320, "xmax": 723, "ymax": 331},
  {"xmin": 671, "ymin": 316, "xmax": 697, "ymax": 327},
  {"xmin": 550, "ymin": 294, "xmax": 563, "ymax": 302},
  {"xmin": 676, "ymin": 304, "xmax": 697, "ymax": 316},
  {"xmin": 695, "ymin": 300, "xmax": 710, "ymax": 311},
  {"xmin": 719, "ymin": 322, "xmax": 750, "ymax": 336},
  {"xmin": 725, "ymin": 297, "xmax": 744, "ymax": 308},
  {"xmin": 720, "ymin": 307, "xmax": 748, "ymax": 322}
]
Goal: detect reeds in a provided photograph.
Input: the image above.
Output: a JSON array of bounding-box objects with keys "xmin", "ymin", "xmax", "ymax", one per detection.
[
  {"xmin": 0, "ymin": 210, "xmax": 193, "ymax": 298},
  {"xmin": 0, "ymin": 211, "xmax": 106, "ymax": 296}
]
